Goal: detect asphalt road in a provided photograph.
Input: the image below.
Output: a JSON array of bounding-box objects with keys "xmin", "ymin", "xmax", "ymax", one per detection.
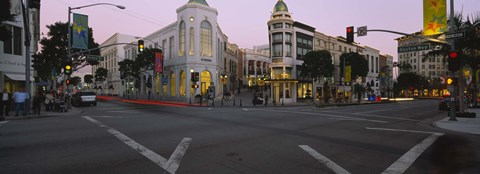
[{"xmin": 1, "ymin": 100, "xmax": 478, "ymax": 174}]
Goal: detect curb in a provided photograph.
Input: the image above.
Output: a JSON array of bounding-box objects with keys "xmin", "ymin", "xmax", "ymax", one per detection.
[{"xmin": 4, "ymin": 107, "xmax": 82, "ymax": 121}]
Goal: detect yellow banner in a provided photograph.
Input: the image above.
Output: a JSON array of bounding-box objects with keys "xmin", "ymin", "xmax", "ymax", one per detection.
[
  {"xmin": 423, "ymin": 0, "xmax": 447, "ymax": 36},
  {"xmin": 345, "ymin": 65, "xmax": 351, "ymax": 82}
]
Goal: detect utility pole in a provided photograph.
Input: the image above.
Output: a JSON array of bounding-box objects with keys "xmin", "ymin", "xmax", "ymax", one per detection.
[{"xmin": 22, "ymin": 0, "xmax": 31, "ymax": 114}]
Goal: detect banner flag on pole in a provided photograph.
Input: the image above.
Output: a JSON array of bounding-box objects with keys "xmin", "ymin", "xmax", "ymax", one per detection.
[
  {"xmin": 423, "ymin": 0, "xmax": 447, "ymax": 36},
  {"xmin": 72, "ymin": 13, "xmax": 89, "ymax": 49},
  {"xmin": 345, "ymin": 65, "xmax": 352, "ymax": 82},
  {"xmin": 155, "ymin": 52, "xmax": 163, "ymax": 73}
]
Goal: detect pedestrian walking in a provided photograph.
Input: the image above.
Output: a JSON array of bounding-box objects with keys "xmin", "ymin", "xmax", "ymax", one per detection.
[
  {"xmin": 44, "ymin": 90, "xmax": 55, "ymax": 111},
  {"xmin": 13, "ymin": 88, "xmax": 28, "ymax": 116},
  {"xmin": 1, "ymin": 89, "xmax": 12, "ymax": 116},
  {"xmin": 32, "ymin": 91, "xmax": 43, "ymax": 115}
]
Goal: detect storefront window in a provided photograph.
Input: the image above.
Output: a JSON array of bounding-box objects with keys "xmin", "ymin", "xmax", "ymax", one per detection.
[{"xmin": 180, "ymin": 71, "xmax": 186, "ymax": 96}]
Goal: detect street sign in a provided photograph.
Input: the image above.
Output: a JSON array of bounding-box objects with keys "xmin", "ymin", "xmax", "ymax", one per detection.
[
  {"xmin": 445, "ymin": 32, "xmax": 465, "ymax": 40},
  {"xmin": 357, "ymin": 26, "xmax": 367, "ymax": 37},
  {"xmin": 86, "ymin": 55, "xmax": 104, "ymax": 61}
]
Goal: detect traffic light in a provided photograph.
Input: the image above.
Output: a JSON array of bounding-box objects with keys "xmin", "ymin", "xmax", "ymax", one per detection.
[
  {"xmin": 138, "ymin": 40, "xmax": 145, "ymax": 53},
  {"xmin": 448, "ymin": 51, "xmax": 460, "ymax": 71},
  {"xmin": 64, "ymin": 62, "xmax": 72, "ymax": 75},
  {"xmin": 191, "ymin": 72, "xmax": 199, "ymax": 82},
  {"xmin": 346, "ymin": 26, "xmax": 354, "ymax": 43},
  {"xmin": 66, "ymin": 78, "xmax": 71, "ymax": 85},
  {"xmin": 446, "ymin": 77, "xmax": 457, "ymax": 85}
]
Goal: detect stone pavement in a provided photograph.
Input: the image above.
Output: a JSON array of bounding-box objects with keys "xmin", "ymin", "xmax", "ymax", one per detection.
[{"xmin": 434, "ymin": 108, "xmax": 480, "ymax": 135}]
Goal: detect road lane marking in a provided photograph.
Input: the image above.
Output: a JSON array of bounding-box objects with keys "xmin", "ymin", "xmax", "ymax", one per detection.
[
  {"xmin": 90, "ymin": 116, "xmax": 124, "ymax": 118},
  {"xmin": 0, "ymin": 121, "xmax": 8, "ymax": 126},
  {"xmin": 107, "ymin": 110, "xmax": 141, "ymax": 113},
  {"xmin": 321, "ymin": 110, "xmax": 419, "ymax": 122},
  {"xmin": 365, "ymin": 127, "xmax": 444, "ymax": 174},
  {"xmin": 355, "ymin": 108, "xmax": 392, "ymax": 114},
  {"xmin": 242, "ymin": 108, "xmax": 249, "ymax": 111},
  {"xmin": 381, "ymin": 133, "xmax": 443, "ymax": 174},
  {"xmin": 255, "ymin": 109, "xmax": 389, "ymax": 123},
  {"xmin": 299, "ymin": 145, "xmax": 351, "ymax": 174},
  {"xmin": 165, "ymin": 138, "xmax": 192, "ymax": 173},
  {"xmin": 82, "ymin": 116, "xmax": 191, "ymax": 174},
  {"xmin": 365, "ymin": 127, "xmax": 441, "ymax": 135}
]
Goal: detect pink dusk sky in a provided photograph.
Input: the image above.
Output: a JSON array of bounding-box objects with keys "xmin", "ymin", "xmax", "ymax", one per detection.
[{"xmin": 40, "ymin": 0, "xmax": 479, "ymax": 75}]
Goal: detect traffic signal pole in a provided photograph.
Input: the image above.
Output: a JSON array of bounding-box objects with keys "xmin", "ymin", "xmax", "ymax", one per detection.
[{"xmin": 448, "ymin": 0, "xmax": 457, "ymax": 121}]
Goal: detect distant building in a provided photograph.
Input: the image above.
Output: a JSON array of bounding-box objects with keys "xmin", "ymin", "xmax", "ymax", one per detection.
[
  {"xmin": 267, "ymin": 0, "xmax": 383, "ymax": 103},
  {"xmin": 0, "ymin": 0, "xmax": 40, "ymax": 94},
  {"xmin": 396, "ymin": 32, "xmax": 448, "ymax": 97},
  {"xmin": 123, "ymin": 0, "xmax": 236, "ymax": 102},
  {"xmin": 92, "ymin": 33, "xmax": 137, "ymax": 96},
  {"xmin": 242, "ymin": 45, "xmax": 270, "ymax": 87}
]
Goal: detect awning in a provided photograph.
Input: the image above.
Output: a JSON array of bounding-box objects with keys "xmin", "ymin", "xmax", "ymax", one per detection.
[
  {"xmin": 265, "ymin": 79, "xmax": 299, "ymax": 83},
  {"xmin": 4, "ymin": 73, "xmax": 34, "ymax": 81}
]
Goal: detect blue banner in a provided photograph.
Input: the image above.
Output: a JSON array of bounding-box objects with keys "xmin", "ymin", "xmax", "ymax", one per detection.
[{"xmin": 72, "ymin": 13, "xmax": 89, "ymax": 49}]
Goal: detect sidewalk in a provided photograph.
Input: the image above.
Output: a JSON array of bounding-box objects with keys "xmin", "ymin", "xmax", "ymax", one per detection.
[
  {"xmin": 3, "ymin": 107, "xmax": 82, "ymax": 121},
  {"xmin": 433, "ymin": 109, "xmax": 480, "ymax": 135}
]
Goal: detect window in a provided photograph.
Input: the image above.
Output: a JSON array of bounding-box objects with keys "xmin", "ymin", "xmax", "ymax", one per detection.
[
  {"xmin": 285, "ymin": 33, "xmax": 292, "ymax": 43},
  {"xmin": 189, "ymin": 27, "xmax": 194, "ymax": 55},
  {"xmin": 273, "ymin": 33, "xmax": 283, "ymax": 42},
  {"xmin": 200, "ymin": 21, "xmax": 212, "ymax": 57},
  {"xmin": 169, "ymin": 37, "xmax": 174, "ymax": 59},
  {"xmin": 273, "ymin": 44, "xmax": 282, "ymax": 57},
  {"xmin": 286, "ymin": 44, "xmax": 291, "ymax": 57},
  {"xmin": 273, "ymin": 23, "xmax": 283, "ymax": 29},
  {"xmin": 3, "ymin": 25, "xmax": 22, "ymax": 55},
  {"xmin": 178, "ymin": 21, "xmax": 185, "ymax": 56},
  {"xmin": 285, "ymin": 23, "xmax": 291, "ymax": 29}
]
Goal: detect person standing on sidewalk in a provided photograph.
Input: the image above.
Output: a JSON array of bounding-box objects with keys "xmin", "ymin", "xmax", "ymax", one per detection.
[
  {"xmin": 32, "ymin": 91, "xmax": 43, "ymax": 115},
  {"xmin": 1, "ymin": 89, "xmax": 12, "ymax": 116},
  {"xmin": 13, "ymin": 88, "xmax": 27, "ymax": 116}
]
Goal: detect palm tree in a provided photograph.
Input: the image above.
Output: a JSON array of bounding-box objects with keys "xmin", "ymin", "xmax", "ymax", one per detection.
[{"xmin": 423, "ymin": 13, "xmax": 480, "ymax": 110}]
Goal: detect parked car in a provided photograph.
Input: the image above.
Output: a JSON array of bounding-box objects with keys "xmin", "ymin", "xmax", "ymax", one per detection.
[
  {"xmin": 438, "ymin": 98, "xmax": 459, "ymax": 111},
  {"xmin": 71, "ymin": 91, "xmax": 97, "ymax": 107}
]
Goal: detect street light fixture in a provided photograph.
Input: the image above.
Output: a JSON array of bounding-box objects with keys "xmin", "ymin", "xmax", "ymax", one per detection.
[{"xmin": 65, "ymin": 2, "xmax": 125, "ymax": 96}]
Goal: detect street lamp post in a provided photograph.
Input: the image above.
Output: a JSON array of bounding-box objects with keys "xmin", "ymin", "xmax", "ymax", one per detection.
[
  {"xmin": 220, "ymin": 74, "xmax": 227, "ymax": 98},
  {"xmin": 66, "ymin": 3, "xmax": 125, "ymax": 95}
]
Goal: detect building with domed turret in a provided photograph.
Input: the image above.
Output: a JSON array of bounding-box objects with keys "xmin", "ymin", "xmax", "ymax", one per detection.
[
  {"xmin": 118, "ymin": 0, "xmax": 235, "ymax": 102},
  {"xmin": 267, "ymin": 0, "xmax": 383, "ymax": 104}
]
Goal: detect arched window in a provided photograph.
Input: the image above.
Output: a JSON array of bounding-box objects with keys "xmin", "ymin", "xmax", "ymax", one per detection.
[
  {"xmin": 201, "ymin": 71, "xmax": 211, "ymax": 94},
  {"xmin": 200, "ymin": 21, "xmax": 212, "ymax": 57},
  {"xmin": 179, "ymin": 21, "xmax": 185, "ymax": 56},
  {"xmin": 180, "ymin": 71, "xmax": 186, "ymax": 96},
  {"xmin": 189, "ymin": 27, "xmax": 195, "ymax": 55},
  {"xmin": 170, "ymin": 72, "xmax": 176, "ymax": 96}
]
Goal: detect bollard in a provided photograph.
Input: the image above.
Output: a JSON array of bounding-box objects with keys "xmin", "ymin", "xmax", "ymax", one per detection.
[
  {"xmin": 189, "ymin": 98, "xmax": 192, "ymax": 105},
  {"xmin": 282, "ymin": 99, "xmax": 284, "ymax": 106},
  {"xmin": 221, "ymin": 98, "xmax": 224, "ymax": 106},
  {"xmin": 274, "ymin": 100, "xmax": 276, "ymax": 106},
  {"xmin": 233, "ymin": 99, "xmax": 236, "ymax": 106},
  {"xmin": 240, "ymin": 99, "xmax": 242, "ymax": 106}
]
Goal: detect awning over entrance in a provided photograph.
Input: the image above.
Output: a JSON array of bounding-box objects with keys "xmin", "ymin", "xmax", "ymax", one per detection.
[
  {"xmin": 4, "ymin": 73, "xmax": 33, "ymax": 81},
  {"xmin": 265, "ymin": 79, "xmax": 299, "ymax": 83}
]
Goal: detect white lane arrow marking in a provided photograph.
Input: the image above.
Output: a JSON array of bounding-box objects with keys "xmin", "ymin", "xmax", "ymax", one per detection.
[
  {"xmin": 299, "ymin": 145, "xmax": 351, "ymax": 174},
  {"xmin": 83, "ymin": 116, "xmax": 191, "ymax": 174}
]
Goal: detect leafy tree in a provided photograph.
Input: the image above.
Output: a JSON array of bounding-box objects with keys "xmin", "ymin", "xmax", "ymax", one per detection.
[
  {"xmin": 70, "ymin": 76, "xmax": 81, "ymax": 86},
  {"xmin": 0, "ymin": 0, "xmax": 14, "ymax": 41},
  {"xmin": 300, "ymin": 50, "xmax": 335, "ymax": 79},
  {"xmin": 340, "ymin": 52, "xmax": 368, "ymax": 79},
  {"xmin": 84, "ymin": 74, "xmax": 93, "ymax": 84},
  {"xmin": 136, "ymin": 48, "xmax": 162, "ymax": 70},
  {"xmin": 118, "ymin": 59, "xmax": 140, "ymax": 80},
  {"xmin": 397, "ymin": 72, "xmax": 421, "ymax": 90},
  {"xmin": 94, "ymin": 68, "xmax": 108, "ymax": 83},
  {"xmin": 353, "ymin": 83, "xmax": 366, "ymax": 103},
  {"xmin": 31, "ymin": 22, "xmax": 100, "ymax": 82}
]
